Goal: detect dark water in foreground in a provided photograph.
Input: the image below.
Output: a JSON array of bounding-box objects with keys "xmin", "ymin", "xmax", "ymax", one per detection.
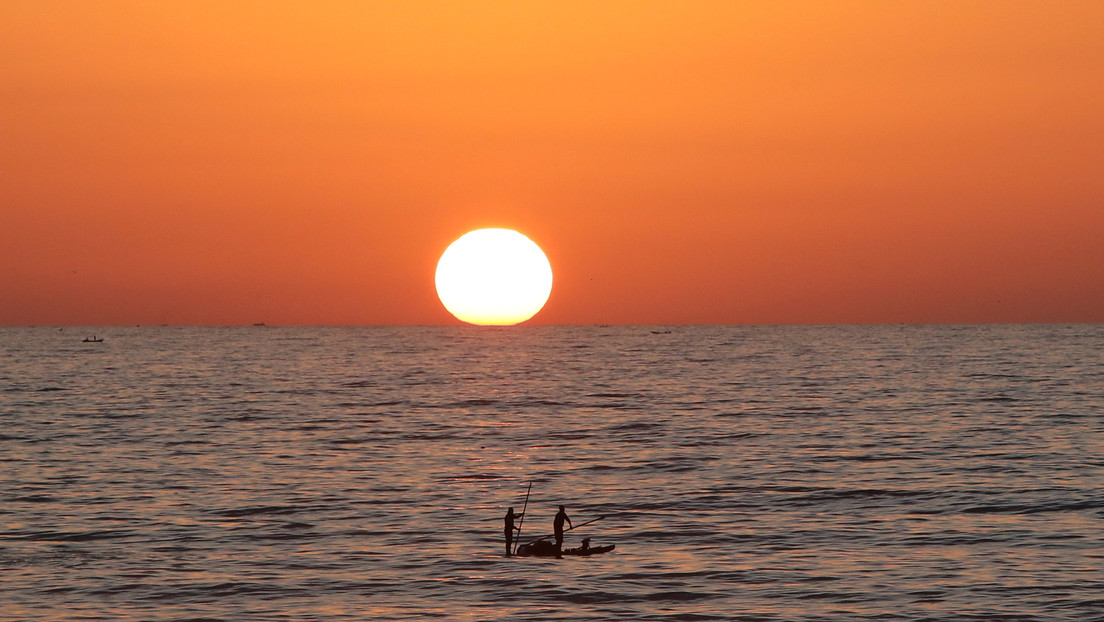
[{"xmin": 1, "ymin": 325, "xmax": 1102, "ymax": 621}]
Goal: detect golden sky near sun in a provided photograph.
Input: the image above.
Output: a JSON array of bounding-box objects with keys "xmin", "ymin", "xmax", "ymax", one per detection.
[{"xmin": 2, "ymin": 1, "xmax": 1103, "ymax": 325}]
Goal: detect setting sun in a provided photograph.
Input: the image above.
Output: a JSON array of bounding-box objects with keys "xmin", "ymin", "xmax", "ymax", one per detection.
[{"xmin": 435, "ymin": 228, "xmax": 553, "ymax": 326}]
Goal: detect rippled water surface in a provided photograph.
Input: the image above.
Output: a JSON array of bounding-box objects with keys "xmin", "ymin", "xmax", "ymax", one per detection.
[{"xmin": 2, "ymin": 325, "xmax": 1103, "ymax": 621}]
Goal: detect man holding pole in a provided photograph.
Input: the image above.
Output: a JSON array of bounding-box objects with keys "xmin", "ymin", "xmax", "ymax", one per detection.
[
  {"xmin": 553, "ymin": 505, "xmax": 572, "ymax": 557},
  {"xmin": 503, "ymin": 507, "xmax": 524, "ymax": 556}
]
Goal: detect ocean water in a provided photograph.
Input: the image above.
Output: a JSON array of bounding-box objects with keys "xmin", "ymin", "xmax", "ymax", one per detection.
[{"xmin": 1, "ymin": 325, "xmax": 1102, "ymax": 621}]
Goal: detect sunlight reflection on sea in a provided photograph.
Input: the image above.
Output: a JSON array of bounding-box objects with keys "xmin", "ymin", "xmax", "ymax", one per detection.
[{"xmin": 2, "ymin": 325, "xmax": 1102, "ymax": 621}]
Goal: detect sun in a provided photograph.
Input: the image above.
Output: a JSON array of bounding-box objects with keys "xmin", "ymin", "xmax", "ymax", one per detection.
[{"xmin": 435, "ymin": 228, "xmax": 553, "ymax": 326}]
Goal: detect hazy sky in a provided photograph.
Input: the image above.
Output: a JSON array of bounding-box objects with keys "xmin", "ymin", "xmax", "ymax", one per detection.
[{"xmin": 3, "ymin": 1, "xmax": 1102, "ymax": 325}]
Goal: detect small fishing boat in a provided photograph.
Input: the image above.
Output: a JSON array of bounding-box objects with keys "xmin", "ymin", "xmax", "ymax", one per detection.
[
  {"xmin": 82, "ymin": 336, "xmax": 103, "ymax": 343},
  {"xmin": 516, "ymin": 538, "xmax": 615, "ymax": 557}
]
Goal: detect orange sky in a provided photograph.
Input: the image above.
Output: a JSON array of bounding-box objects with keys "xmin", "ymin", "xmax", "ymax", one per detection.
[{"xmin": 3, "ymin": 1, "xmax": 1102, "ymax": 325}]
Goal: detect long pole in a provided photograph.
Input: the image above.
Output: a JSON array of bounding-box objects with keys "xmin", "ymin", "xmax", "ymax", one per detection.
[
  {"xmin": 513, "ymin": 481, "xmax": 533, "ymax": 556},
  {"xmin": 523, "ymin": 515, "xmax": 605, "ymax": 544}
]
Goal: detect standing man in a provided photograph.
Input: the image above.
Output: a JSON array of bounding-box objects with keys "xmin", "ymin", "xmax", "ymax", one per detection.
[
  {"xmin": 553, "ymin": 505, "xmax": 572, "ymax": 557},
  {"xmin": 503, "ymin": 507, "xmax": 523, "ymax": 556}
]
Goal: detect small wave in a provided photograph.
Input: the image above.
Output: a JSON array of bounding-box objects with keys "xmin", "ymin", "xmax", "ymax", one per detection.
[
  {"xmin": 980, "ymin": 394, "xmax": 1020, "ymax": 403},
  {"xmin": 362, "ymin": 399, "xmax": 405, "ymax": 407},
  {"xmin": 2, "ymin": 529, "xmax": 134, "ymax": 542},
  {"xmin": 908, "ymin": 588, "xmax": 950, "ymax": 601},
  {"xmin": 962, "ymin": 499, "xmax": 1103, "ymax": 515},
  {"xmin": 609, "ymin": 421, "xmax": 665, "ymax": 431},
  {"xmin": 966, "ymin": 372, "xmax": 1026, "ymax": 380},
  {"xmin": 900, "ymin": 534, "xmax": 1020, "ymax": 546},
  {"xmin": 631, "ymin": 529, "xmax": 723, "ymax": 540},
  {"xmin": 163, "ymin": 439, "xmax": 211, "ymax": 446},
  {"xmin": 586, "ymin": 401, "xmax": 634, "ymax": 410},
  {"xmin": 0, "ymin": 547, "xmax": 103, "ymax": 568},
  {"xmin": 794, "ymin": 589, "xmax": 871, "ymax": 602},
  {"xmin": 240, "ymin": 531, "xmax": 322, "ymax": 541},
  {"xmin": 273, "ymin": 388, "xmax": 329, "ymax": 396},
  {"xmin": 208, "ymin": 505, "xmax": 306, "ymax": 518},
  {"xmin": 224, "ymin": 413, "xmax": 269, "ymax": 422},
  {"xmin": 441, "ymin": 398, "xmax": 500, "ymax": 408},
  {"xmin": 513, "ymin": 399, "xmax": 569, "ymax": 407},
  {"xmin": 143, "ymin": 581, "xmax": 310, "ymax": 601},
  {"xmin": 556, "ymin": 589, "xmax": 717, "ymax": 604},
  {"xmin": 403, "ymin": 432, "xmax": 459, "ymax": 441},
  {"xmin": 6, "ymin": 495, "xmax": 57, "ymax": 503},
  {"xmin": 784, "ymin": 488, "xmax": 939, "ymax": 507},
  {"xmin": 582, "ymin": 464, "xmax": 633, "ymax": 472},
  {"xmin": 587, "ymin": 392, "xmax": 636, "ymax": 399},
  {"xmin": 690, "ymin": 432, "xmax": 763, "ymax": 444},
  {"xmin": 839, "ymin": 453, "xmax": 922, "ymax": 462},
  {"xmin": 328, "ymin": 438, "xmax": 372, "ymax": 445}
]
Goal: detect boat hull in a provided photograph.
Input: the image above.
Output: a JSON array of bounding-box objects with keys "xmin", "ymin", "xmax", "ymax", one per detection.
[{"xmin": 516, "ymin": 540, "xmax": 615, "ymax": 557}]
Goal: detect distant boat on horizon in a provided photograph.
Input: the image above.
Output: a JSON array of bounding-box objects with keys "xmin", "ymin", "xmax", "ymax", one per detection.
[{"xmin": 82, "ymin": 336, "xmax": 103, "ymax": 343}]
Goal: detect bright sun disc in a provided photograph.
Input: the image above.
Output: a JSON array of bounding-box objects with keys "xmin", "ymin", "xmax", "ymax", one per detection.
[{"xmin": 435, "ymin": 228, "xmax": 553, "ymax": 326}]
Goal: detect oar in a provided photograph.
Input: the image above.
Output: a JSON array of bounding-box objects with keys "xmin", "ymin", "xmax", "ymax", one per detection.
[
  {"xmin": 512, "ymin": 481, "xmax": 533, "ymax": 556},
  {"xmin": 522, "ymin": 515, "xmax": 606, "ymax": 544}
]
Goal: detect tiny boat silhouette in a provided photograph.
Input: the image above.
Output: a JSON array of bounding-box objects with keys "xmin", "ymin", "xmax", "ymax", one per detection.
[
  {"xmin": 516, "ymin": 538, "xmax": 615, "ymax": 557},
  {"xmin": 82, "ymin": 336, "xmax": 103, "ymax": 343}
]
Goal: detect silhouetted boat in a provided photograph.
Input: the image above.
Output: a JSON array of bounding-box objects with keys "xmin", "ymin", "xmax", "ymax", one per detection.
[
  {"xmin": 515, "ymin": 539, "xmax": 615, "ymax": 557},
  {"xmin": 82, "ymin": 336, "xmax": 103, "ymax": 343}
]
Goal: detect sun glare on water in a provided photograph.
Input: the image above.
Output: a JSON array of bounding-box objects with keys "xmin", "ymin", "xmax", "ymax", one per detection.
[{"xmin": 435, "ymin": 228, "xmax": 553, "ymax": 326}]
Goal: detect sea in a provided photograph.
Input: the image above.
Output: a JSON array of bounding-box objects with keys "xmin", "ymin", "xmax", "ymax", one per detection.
[{"xmin": 1, "ymin": 325, "xmax": 1102, "ymax": 621}]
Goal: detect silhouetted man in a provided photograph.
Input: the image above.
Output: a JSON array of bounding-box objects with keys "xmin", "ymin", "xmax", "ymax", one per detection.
[
  {"xmin": 503, "ymin": 507, "xmax": 523, "ymax": 556},
  {"xmin": 553, "ymin": 505, "xmax": 572, "ymax": 556}
]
